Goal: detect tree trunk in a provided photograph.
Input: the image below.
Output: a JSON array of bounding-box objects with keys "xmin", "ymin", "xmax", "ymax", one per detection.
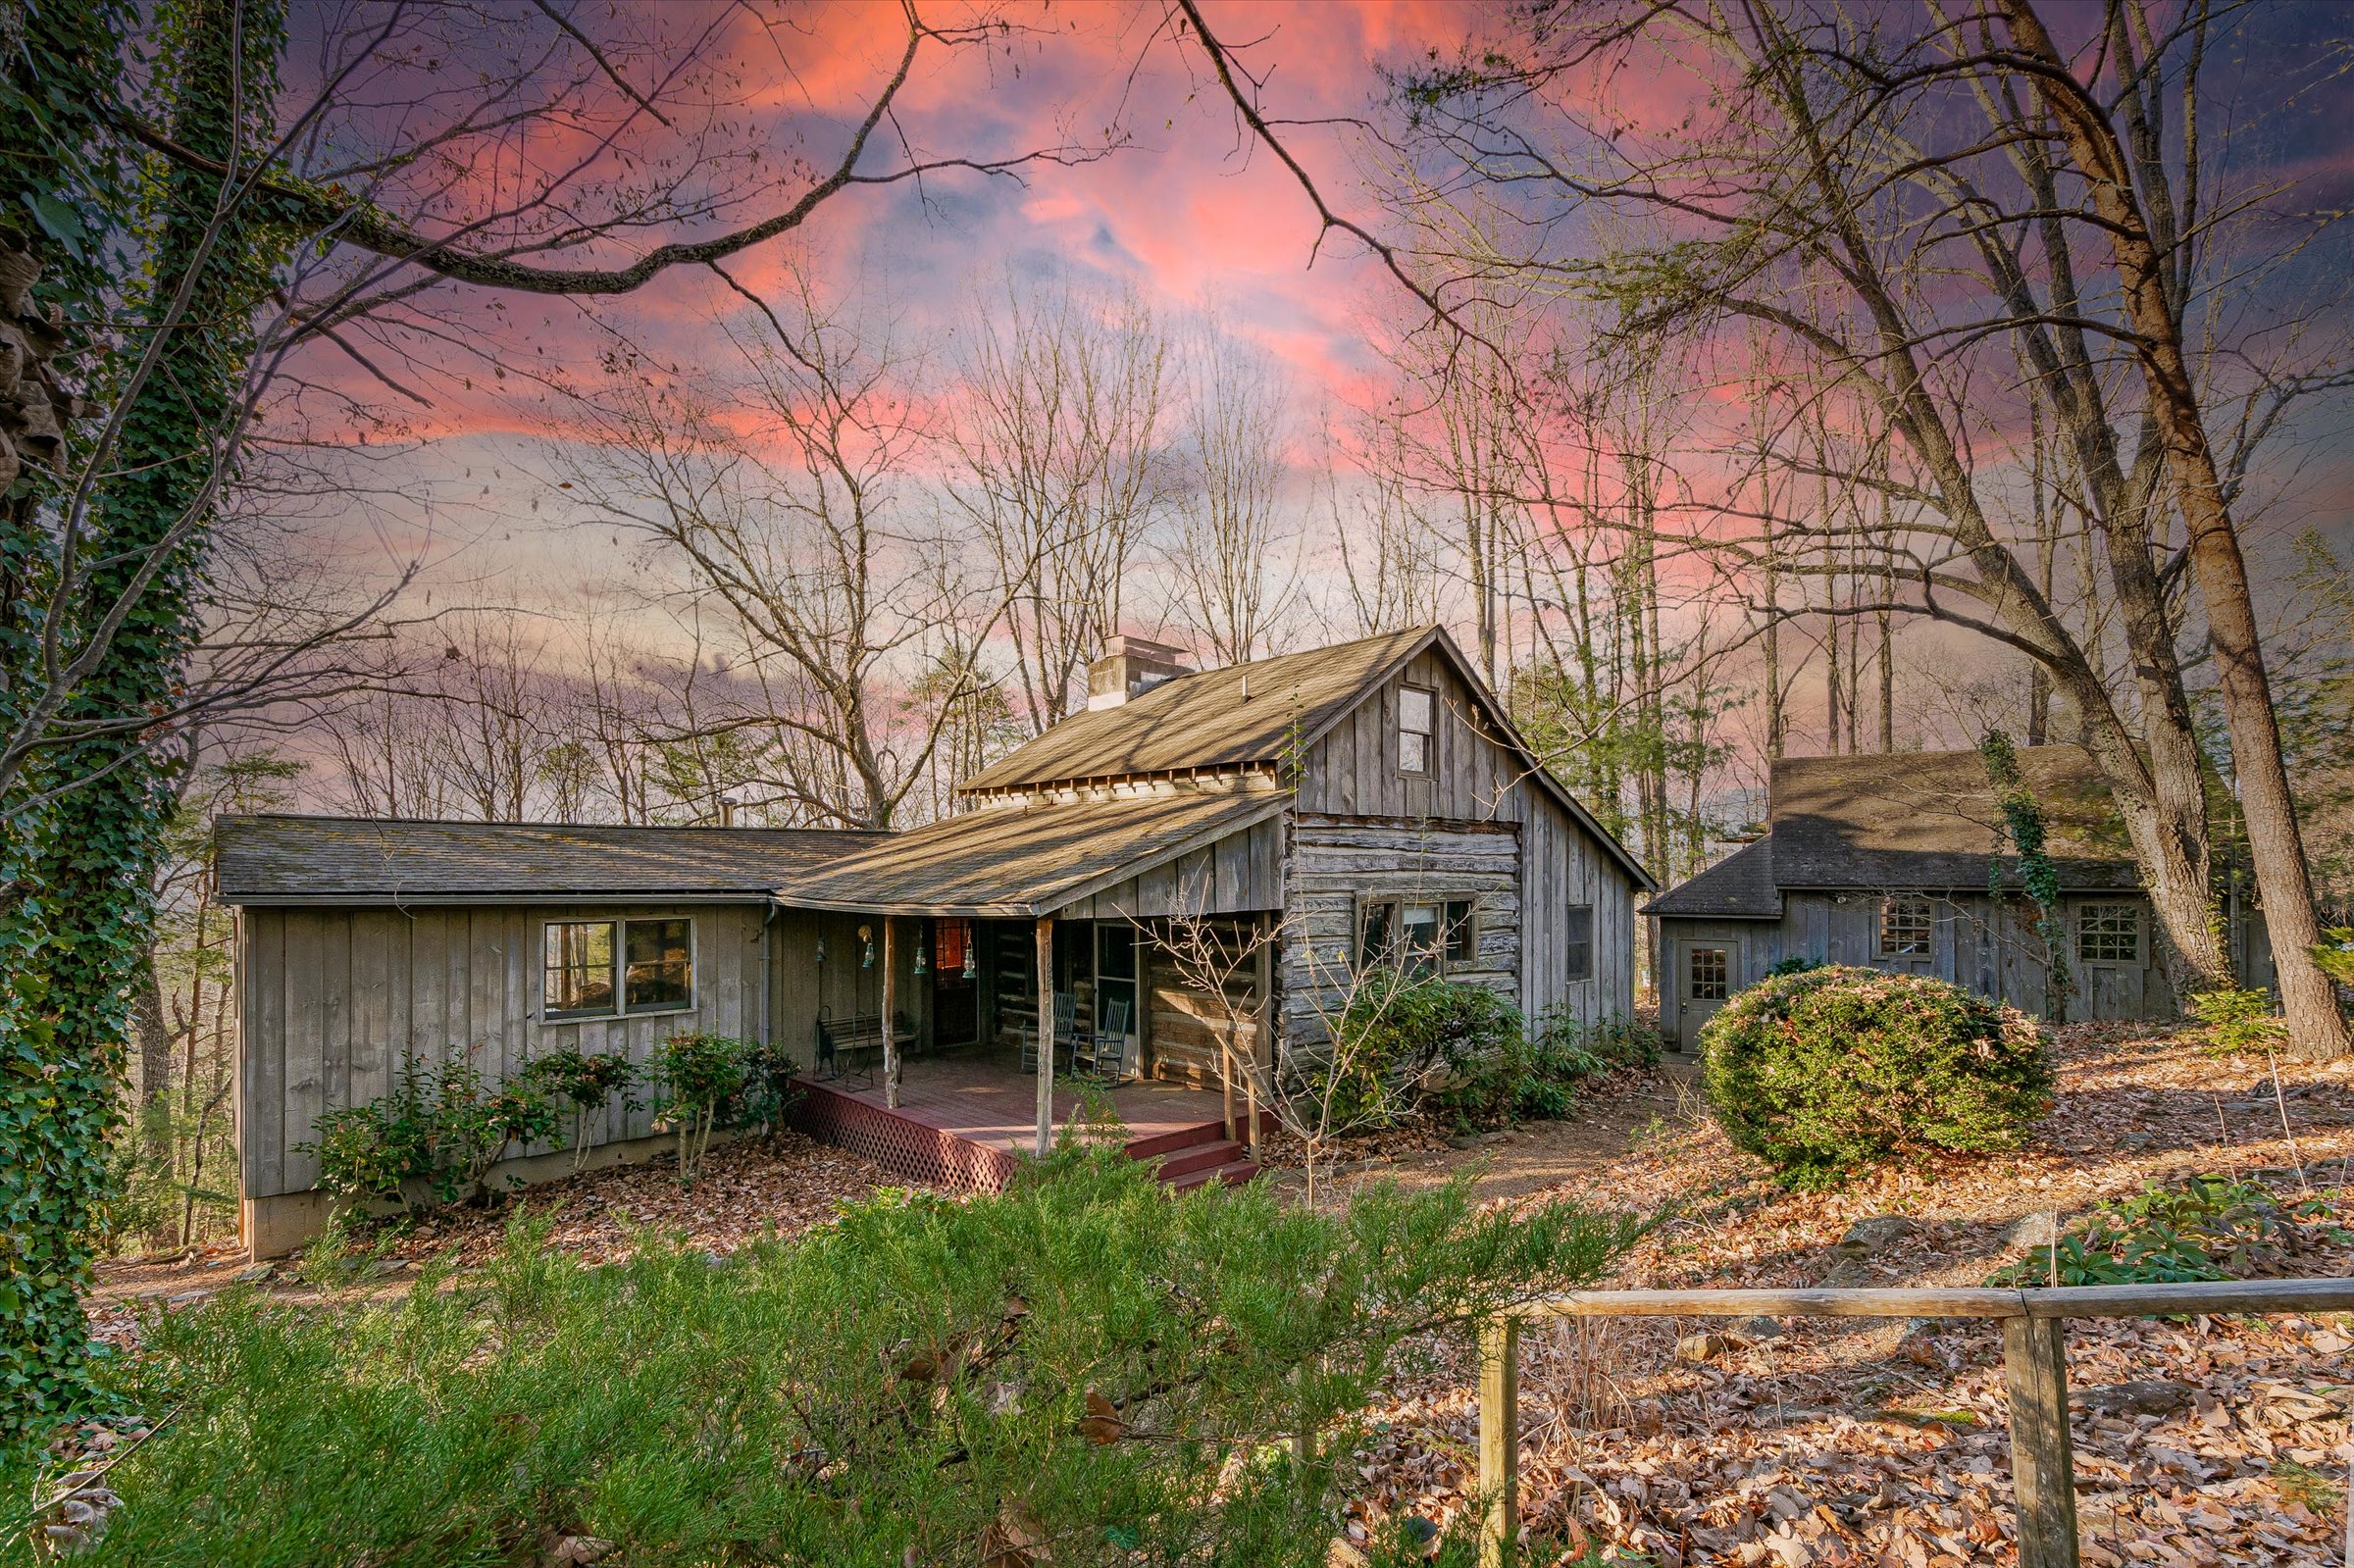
[{"xmin": 2004, "ymin": 0, "xmax": 2347, "ymax": 1057}]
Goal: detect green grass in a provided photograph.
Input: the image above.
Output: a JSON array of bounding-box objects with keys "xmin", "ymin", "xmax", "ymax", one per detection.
[{"xmin": 6, "ymin": 1149, "xmax": 1640, "ymax": 1567}]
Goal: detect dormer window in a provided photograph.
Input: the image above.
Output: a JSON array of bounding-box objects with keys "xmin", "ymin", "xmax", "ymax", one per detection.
[{"xmin": 1398, "ymin": 685, "xmax": 1434, "ymax": 775}]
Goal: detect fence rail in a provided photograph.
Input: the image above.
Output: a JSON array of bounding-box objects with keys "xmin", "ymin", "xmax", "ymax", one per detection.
[{"xmin": 1473, "ymin": 1276, "xmax": 2354, "ymax": 1568}]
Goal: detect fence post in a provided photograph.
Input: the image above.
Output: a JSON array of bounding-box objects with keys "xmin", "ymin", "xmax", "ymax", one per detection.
[
  {"xmin": 2003, "ymin": 1314, "xmax": 2079, "ymax": 1568},
  {"xmin": 1477, "ymin": 1313, "xmax": 1519, "ymax": 1568}
]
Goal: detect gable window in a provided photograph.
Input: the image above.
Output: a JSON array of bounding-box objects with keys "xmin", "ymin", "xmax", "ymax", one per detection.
[
  {"xmin": 1563, "ymin": 904, "xmax": 1594, "ymax": 983},
  {"xmin": 544, "ymin": 921, "xmax": 617, "ymax": 1019},
  {"xmin": 2077, "ymin": 902, "xmax": 2141, "ymax": 964},
  {"xmin": 542, "ymin": 917, "xmax": 695, "ymax": 1020},
  {"xmin": 1398, "ymin": 685, "xmax": 1434, "ymax": 775},
  {"xmin": 1878, "ymin": 895, "xmax": 1934, "ymax": 958},
  {"xmin": 1686, "ymin": 946, "xmax": 1729, "ymax": 1001}
]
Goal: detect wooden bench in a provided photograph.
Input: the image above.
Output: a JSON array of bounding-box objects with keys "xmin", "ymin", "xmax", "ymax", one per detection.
[{"xmin": 813, "ymin": 1011, "xmax": 915, "ymax": 1086}]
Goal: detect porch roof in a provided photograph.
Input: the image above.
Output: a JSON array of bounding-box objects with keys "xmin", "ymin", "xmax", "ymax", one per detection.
[{"xmin": 771, "ymin": 790, "xmax": 1285, "ymax": 918}]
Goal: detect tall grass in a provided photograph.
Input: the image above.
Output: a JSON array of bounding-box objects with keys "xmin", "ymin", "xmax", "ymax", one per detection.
[{"xmin": 10, "ymin": 1149, "xmax": 1640, "ymax": 1566}]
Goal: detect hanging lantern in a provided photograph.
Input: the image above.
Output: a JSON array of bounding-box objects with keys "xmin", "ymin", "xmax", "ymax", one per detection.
[
  {"xmin": 858, "ymin": 924, "xmax": 875, "ymax": 969},
  {"xmin": 913, "ymin": 931, "xmax": 929, "ymax": 976},
  {"xmin": 815, "ymin": 935, "xmax": 827, "ymax": 965},
  {"xmin": 961, "ymin": 934, "xmax": 977, "ymax": 980}
]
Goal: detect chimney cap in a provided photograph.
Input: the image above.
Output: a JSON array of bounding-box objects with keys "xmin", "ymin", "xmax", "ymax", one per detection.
[{"xmin": 1097, "ymin": 632, "xmax": 1189, "ymax": 662}]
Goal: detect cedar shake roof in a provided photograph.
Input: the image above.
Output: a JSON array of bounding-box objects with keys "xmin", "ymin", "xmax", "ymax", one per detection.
[
  {"xmin": 1641, "ymin": 836, "xmax": 1779, "ymax": 919},
  {"xmin": 958, "ymin": 625, "xmax": 1655, "ymax": 889},
  {"xmin": 771, "ymin": 791, "xmax": 1286, "ymax": 918},
  {"xmin": 959, "ymin": 627, "xmax": 1431, "ymax": 793},
  {"xmin": 216, "ymin": 816, "xmax": 885, "ymax": 905},
  {"xmin": 1646, "ymin": 744, "xmax": 2142, "ymax": 920}
]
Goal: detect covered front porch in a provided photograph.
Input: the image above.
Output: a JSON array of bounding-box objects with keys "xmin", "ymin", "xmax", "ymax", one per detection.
[{"xmin": 771, "ymin": 791, "xmax": 1288, "ymax": 1186}]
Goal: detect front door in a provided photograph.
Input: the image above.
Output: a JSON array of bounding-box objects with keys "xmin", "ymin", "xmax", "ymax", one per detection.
[
  {"xmin": 1677, "ymin": 942, "xmax": 1732, "ymax": 1051},
  {"xmin": 930, "ymin": 919, "xmax": 978, "ymax": 1047}
]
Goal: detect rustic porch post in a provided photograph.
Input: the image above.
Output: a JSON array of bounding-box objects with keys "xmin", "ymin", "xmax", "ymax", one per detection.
[
  {"xmin": 1477, "ymin": 1313, "xmax": 1520, "ymax": 1568},
  {"xmin": 2003, "ymin": 1313, "xmax": 2079, "ymax": 1568},
  {"xmin": 1219, "ymin": 1041, "xmax": 1237, "ymax": 1142},
  {"xmin": 1035, "ymin": 914, "xmax": 1055, "ymax": 1157},
  {"xmin": 1251, "ymin": 915, "xmax": 1274, "ymax": 1158},
  {"xmin": 882, "ymin": 917, "xmax": 899, "ymax": 1110}
]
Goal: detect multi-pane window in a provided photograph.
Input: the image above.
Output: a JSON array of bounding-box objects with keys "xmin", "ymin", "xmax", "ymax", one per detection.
[
  {"xmin": 543, "ymin": 921, "xmax": 617, "ymax": 1019},
  {"xmin": 1878, "ymin": 895, "xmax": 1934, "ymax": 958},
  {"xmin": 1687, "ymin": 946, "xmax": 1729, "ymax": 1001},
  {"xmin": 1359, "ymin": 895, "xmax": 1478, "ymax": 976},
  {"xmin": 1563, "ymin": 905, "xmax": 1594, "ymax": 983},
  {"xmin": 542, "ymin": 917, "xmax": 694, "ymax": 1020},
  {"xmin": 1398, "ymin": 685, "xmax": 1434, "ymax": 774},
  {"xmin": 2077, "ymin": 902, "xmax": 2142, "ymax": 964},
  {"xmin": 624, "ymin": 919, "xmax": 693, "ymax": 1011}
]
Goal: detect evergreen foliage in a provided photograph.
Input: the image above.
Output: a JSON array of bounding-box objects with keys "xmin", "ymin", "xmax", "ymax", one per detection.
[
  {"xmin": 11, "ymin": 1152, "xmax": 1640, "ymax": 1566},
  {"xmin": 1700, "ymin": 965, "xmax": 2054, "ymax": 1189}
]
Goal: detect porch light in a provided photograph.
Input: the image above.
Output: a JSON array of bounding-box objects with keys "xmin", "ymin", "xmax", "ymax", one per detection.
[
  {"xmin": 858, "ymin": 924, "xmax": 874, "ymax": 968},
  {"xmin": 962, "ymin": 941, "xmax": 977, "ymax": 980},
  {"xmin": 815, "ymin": 936, "xmax": 826, "ymax": 965},
  {"xmin": 913, "ymin": 932, "xmax": 929, "ymax": 975}
]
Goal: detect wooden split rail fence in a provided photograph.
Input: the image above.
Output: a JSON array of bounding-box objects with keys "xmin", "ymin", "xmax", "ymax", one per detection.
[{"xmin": 1472, "ymin": 1277, "xmax": 2354, "ymax": 1568}]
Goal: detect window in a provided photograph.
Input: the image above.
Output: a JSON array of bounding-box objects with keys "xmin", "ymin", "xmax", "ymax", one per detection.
[
  {"xmin": 1443, "ymin": 900, "xmax": 1477, "ymax": 966},
  {"xmin": 1687, "ymin": 946, "xmax": 1729, "ymax": 1001},
  {"xmin": 1563, "ymin": 905, "xmax": 1594, "ymax": 983},
  {"xmin": 543, "ymin": 921, "xmax": 617, "ymax": 1019},
  {"xmin": 625, "ymin": 918, "xmax": 694, "ymax": 1011},
  {"xmin": 542, "ymin": 917, "xmax": 694, "ymax": 1020},
  {"xmin": 1398, "ymin": 684, "xmax": 1434, "ymax": 774},
  {"xmin": 1361, "ymin": 895, "xmax": 1479, "ymax": 976},
  {"xmin": 1878, "ymin": 895, "xmax": 1934, "ymax": 958},
  {"xmin": 2078, "ymin": 902, "xmax": 2141, "ymax": 964}
]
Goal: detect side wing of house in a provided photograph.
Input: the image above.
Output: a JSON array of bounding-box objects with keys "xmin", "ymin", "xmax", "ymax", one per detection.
[{"xmin": 1285, "ymin": 639, "xmax": 1642, "ymax": 1048}]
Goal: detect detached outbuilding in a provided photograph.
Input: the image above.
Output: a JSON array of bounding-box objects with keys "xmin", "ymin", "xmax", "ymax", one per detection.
[
  {"xmin": 1645, "ymin": 746, "xmax": 2272, "ymax": 1051},
  {"xmin": 224, "ymin": 627, "xmax": 1653, "ymax": 1254}
]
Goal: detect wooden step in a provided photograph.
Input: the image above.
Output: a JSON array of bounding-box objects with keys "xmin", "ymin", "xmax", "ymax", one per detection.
[
  {"xmin": 1164, "ymin": 1157, "xmax": 1259, "ymax": 1193},
  {"xmin": 1124, "ymin": 1118, "xmax": 1230, "ymax": 1162},
  {"xmin": 1153, "ymin": 1138, "xmax": 1247, "ymax": 1182}
]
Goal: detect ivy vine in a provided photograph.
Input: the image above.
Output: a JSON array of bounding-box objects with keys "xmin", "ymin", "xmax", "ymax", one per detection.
[{"xmin": 1980, "ymin": 731, "xmax": 2072, "ymax": 1021}]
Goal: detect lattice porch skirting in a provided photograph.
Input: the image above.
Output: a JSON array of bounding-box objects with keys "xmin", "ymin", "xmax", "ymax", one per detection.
[{"xmin": 789, "ymin": 1079, "xmax": 1024, "ymax": 1192}]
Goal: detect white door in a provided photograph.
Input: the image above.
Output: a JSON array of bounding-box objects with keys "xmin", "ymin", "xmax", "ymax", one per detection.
[{"xmin": 1677, "ymin": 943, "xmax": 1732, "ymax": 1051}]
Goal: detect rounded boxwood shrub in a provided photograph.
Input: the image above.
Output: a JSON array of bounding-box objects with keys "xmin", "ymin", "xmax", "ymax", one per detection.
[{"xmin": 1700, "ymin": 964, "xmax": 2053, "ymax": 1189}]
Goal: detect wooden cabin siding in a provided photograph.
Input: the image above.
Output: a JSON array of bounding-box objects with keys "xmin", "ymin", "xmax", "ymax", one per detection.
[
  {"xmin": 1054, "ymin": 815, "xmax": 1283, "ymax": 921},
  {"xmin": 1655, "ymin": 888, "xmax": 2177, "ymax": 1048},
  {"xmin": 762, "ymin": 907, "xmax": 928, "ymax": 1070},
  {"xmin": 1141, "ymin": 923, "xmax": 1266, "ymax": 1087},
  {"xmin": 241, "ymin": 900, "xmax": 772, "ymax": 1199},
  {"xmin": 1513, "ymin": 785, "xmax": 1638, "ymax": 1027},
  {"xmin": 1295, "ymin": 648, "xmax": 1515, "ymax": 823},
  {"xmin": 1278, "ymin": 815, "xmax": 1520, "ymax": 1054}
]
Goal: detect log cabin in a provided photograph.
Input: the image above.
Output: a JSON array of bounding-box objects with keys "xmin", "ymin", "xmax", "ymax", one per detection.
[
  {"xmin": 1645, "ymin": 746, "xmax": 2274, "ymax": 1051},
  {"xmin": 223, "ymin": 626, "xmax": 1652, "ymax": 1253}
]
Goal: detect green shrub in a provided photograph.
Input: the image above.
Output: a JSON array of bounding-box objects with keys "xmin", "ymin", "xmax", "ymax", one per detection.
[
  {"xmin": 296, "ymin": 1054, "xmax": 560, "ymax": 1214},
  {"xmin": 2308, "ymin": 926, "xmax": 2354, "ymax": 986},
  {"xmin": 1318, "ymin": 973, "xmax": 1526, "ymax": 1130},
  {"xmin": 31, "ymin": 1150, "xmax": 1642, "ymax": 1566},
  {"xmin": 2186, "ymin": 987, "xmax": 2288, "ymax": 1057},
  {"xmin": 644, "ymin": 1031, "xmax": 751, "ymax": 1181},
  {"xmin": 1987, "ymin": 1175, "xmax": 2353, "ymax": 1288},
  {"xmin": 521, "ymin": 1047, "xmax": 640, "ymax": 1171},
  {"xmin": 1700, "ymin": 965, "xmax": 2053, "ymax": 1189}
]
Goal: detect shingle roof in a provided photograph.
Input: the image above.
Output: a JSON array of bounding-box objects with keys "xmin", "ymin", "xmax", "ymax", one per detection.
[
  {"xmin": 1641, "ymin": 836, "xmax": 1780, "ymax": 918},
  {"xmin": 216, "ymin": 816, "xmax": 886, "ymax": 905},
  {"xmin": 1766, "ymin": 744, "xmax": 2138, "ymax": 891},
  {"xmin": 959, "ymin": 628, "xmax": 1431, "ymax": 793},
  {"xmin": 772, "ymin": 791, "xmax": 1285, "ymax": 918}
]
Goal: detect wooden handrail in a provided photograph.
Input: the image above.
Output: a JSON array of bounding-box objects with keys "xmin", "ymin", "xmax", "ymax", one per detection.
[{"xmin": 1474, "ymin": 1275, "xmax": 2354, "ymax": 1568}]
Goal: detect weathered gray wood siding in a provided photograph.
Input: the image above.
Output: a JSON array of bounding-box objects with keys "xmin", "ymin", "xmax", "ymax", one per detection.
[
  {"xmin": 1054, "ymin": 815, "xmax": 1283, "ymax": 921},
  {"xmin": 1289, "ymin": 646, "xmax": 1640, "ymax": 1039},
  {"xmin": 241, "ymin": 901, "xmax": 783, "ymax": 1200},
  {"xmin": 763, "ymin": 907, "xmax": 929, "ymax": 1067},
  {"xmin": 1654, "ymin": 889, "xmax": 2178, "ymax": 1047},
  {"xmin": 1279, "ymin": 815, "xmax": 1520, "ymax": 1054}
]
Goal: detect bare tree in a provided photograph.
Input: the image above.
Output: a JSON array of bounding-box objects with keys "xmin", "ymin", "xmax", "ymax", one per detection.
[{"xmin": 1162, "ymin": 329, "xmax": 1298, "ymax": 664}]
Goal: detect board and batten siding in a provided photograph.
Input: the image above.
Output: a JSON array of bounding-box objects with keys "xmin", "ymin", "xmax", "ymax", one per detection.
[
  {"xmin": 1654, "ymin": 889, "xmax": 2179, "ymax": 1047},
  {"xmin": 239, "ymin": 900, "xmax": 771, "ymax": 1200},
  {"xmin": 1289, "ymin": 646, "xmax": 1641, "ymax": 1037}
]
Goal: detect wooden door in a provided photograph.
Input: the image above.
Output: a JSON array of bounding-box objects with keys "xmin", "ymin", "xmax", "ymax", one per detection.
[{"xmin": 1677, "ymin": 942, "xmax": 1732, "ymax": 1051}]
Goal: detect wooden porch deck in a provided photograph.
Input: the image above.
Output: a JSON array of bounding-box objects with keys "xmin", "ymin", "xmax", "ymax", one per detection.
[{"xmin": 789, "ymin": 1051, "xmax": 1260, "ymax": 1193}]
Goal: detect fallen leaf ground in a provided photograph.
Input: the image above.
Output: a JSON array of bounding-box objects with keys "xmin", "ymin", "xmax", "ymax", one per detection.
[{"xmin": 83, "ymin": 1025, "xmax": 2354, "ymax": 1567}]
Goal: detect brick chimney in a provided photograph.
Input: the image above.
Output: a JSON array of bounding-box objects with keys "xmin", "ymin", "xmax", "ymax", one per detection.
[{"xmin": 1086, "ymin": 634, "xmax": 1190, "ymax": 710}]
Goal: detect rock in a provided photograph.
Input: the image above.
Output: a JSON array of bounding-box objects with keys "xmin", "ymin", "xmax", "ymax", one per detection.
[
  {"xmin": 1997, "ymin": 1213, "xmax": 2059, "ymax": 1250},
  {"xmin": 1835, "ymin": 1215, "xmax": 1916, "ymax": 1258},
  {"xmin": 2077, "ymin": 1379, "xmax": 2195, "ymax": 1419},
  {"xmin": 540, "ymin": 1538, "xmax": 617, "ymax": 1568},
  {"xmin": 1818, "ymin": 1257, "xmax": 1875, "ymax": 1289},
  {"xmin": 1676, "ymin": 1331, "xmax": 1734, "ymax": 1363},
  {"xmin": 231, "ymin": 1263, "xmax": 276, "ymax": 1284},
  {"xmin": 1444, "ymin": 1134, "xmax": 1480, "ymax": 1149},
  {"xmin": 1735, "ymin": 1314, "xmax": 1787, "ymax": 1340}
]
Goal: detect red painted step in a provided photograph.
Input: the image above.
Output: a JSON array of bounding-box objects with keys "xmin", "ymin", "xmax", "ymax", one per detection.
[
  {"xmin": 1154, "ymin": 1138, "xmax": 1248, "ymax": 1182},
  {"xmin": 1164, "ymin": 1157, "xmax": 1259, "ymax": 1192}
]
